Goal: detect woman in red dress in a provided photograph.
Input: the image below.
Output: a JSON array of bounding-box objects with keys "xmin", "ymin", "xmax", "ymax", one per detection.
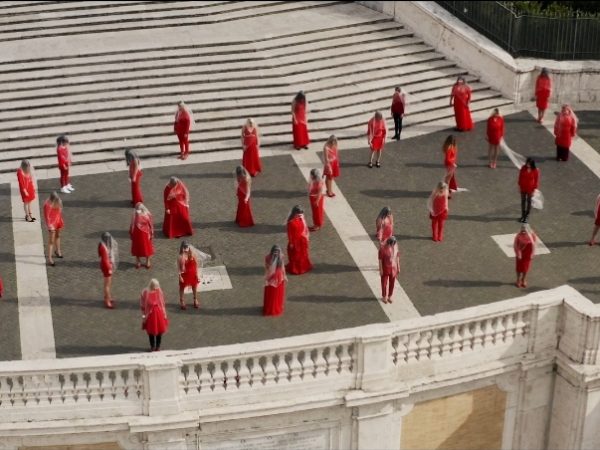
[
  {"xmin": 235, "ymin": 166, "xmax": 255, "ymax": 228},
  {"xmin": 43, "ymin": 192, "xmax": 64, "ymax": 266},
  {"xmin": 518, "ymin": 158, "xmax": 540, "ymax": 223},
  {"xmin": 98, "ymin": 232, "xmax": 118, "ymax": 309},
  {"xmin": 178, "ymin": 241, "xmax": 200, "ymax": 310},
  {"xmin": 308, "ymin": 169, "xmax": 325, "ymax": 231},
  {"xmin": 554, "ymin": 104, "xmax": 578, "ymax": 162},
  {"xmin": 292, "ymin": 91, "xmax": 310, "ymax": 150},
  {"xmin": 0, "ymin": 276, "xmax": 3, "ymax": 298},
  {"xmin": 174, "ymin": 101, "xmax": 194, "ymax": 160},
  {"xmin": 367, "ymin": 111, "xmax": 387, "ymax": 168},
  {"xmin": 140, "ymin": 279, "xmax": 168, "ymax": 352},
  {"xmin": 589, "ymin": 193, "xmax": 600, "ymax": 246},
  {"xmin": 125, "ymin": 150, "xmax": 143, "ymax": 206},
  {"xmin": 376, "ymin": 207, "xmax": 394, "ymax": 245},
  {"xmin": 514, "ymin": 224, "xmax": 537, "ymax": 288},
  {"xmin": 263, "ymin": 245, "xmax": 287, "ymax": 316},
  {"xmin": 486, "ymin": 108, "xmax": 504, "ymax": 168},
  {"xmin": 56, "ymin": 135, "xmax": 74, "ymax": 194},
  {"xmin": 449, "ymin": 76, "xmax": 473, "ymax": 132},
  {"xmin": 130, "ymin": 202, "xmax": 154, "ymax": 269},
  {"xmin": 286, "ymin": 205, "xmax": 313, "ymax": 275},
  {"xmin": 535, "ymin": 68, "xmax": 552, "ymax": 124},
  {"xmin": 379, "ymin": 236, "xmax": 400, "ymax": 304},
  {"xmin": 323, "ymin": 135, "xmax": 340, "ymax": 197},
  {"xmin": 241, "ymin": 118, "xmax": 262, "ymax": 177},
  {"xmin": 443, "ymin": 135, "xmax": 458, "ymax": 195},
  {"xmin": 428, "ymin": 182, "xmax": 449, "ymax": 242},
  {"xmin": 17, "ymin": 159, "xmax": 36, "ymax": 222},
  {"xmin": 163, "ymin": 177, "xmax": 193, "ymax": 238}
]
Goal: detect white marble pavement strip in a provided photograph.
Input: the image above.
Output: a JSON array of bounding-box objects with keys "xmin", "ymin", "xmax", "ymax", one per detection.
[
  {"xmin": 10, "ymin": 180, "xmax": 56, "ymax": 359},
  {"xmin": 290, "ymin": 149, "xmax": 420, "ymax": 321}
]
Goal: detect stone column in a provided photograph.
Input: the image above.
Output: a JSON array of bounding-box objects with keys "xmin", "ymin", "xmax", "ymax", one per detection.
[
  {"xmin": 350, "ymin": 400, "xmax": 411, "ymax": 450},
  {"xmin": 142, "ymin": 357, "xmax": 182, "ymax": 416}
]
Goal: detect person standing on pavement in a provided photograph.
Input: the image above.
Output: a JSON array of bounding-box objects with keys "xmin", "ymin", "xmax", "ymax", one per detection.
[
  {"xmin": 174, "ymin": 101, "xmax": 193, "ymax": 160},
  {"xmin": 140, "ymin": 278, "xmax": 168, "ymax": 352},
  {"xmin": 390, "ymin": 87, "xmax": 406, "ymax": 141},
  {"xmin": 367, "ymin": 111, "xmax": 387, "ymax": 168},
  {"xmin": 518, "ymin": 157, "xmax": 540, "ymax": 223},
  {"xmin": 56, "ymin": 135, "xmax": 74, "ymax": 194},
  {"xmin": 486, "ymin": 108, "xmax": 504, "ymax": 169},
  {"xmin": 535, "ymin": 68, "xmax": 552, "ymax": 124},
  {"xmin": 514, "ymin": 224, "xmax": 537, "ymax": 288}
]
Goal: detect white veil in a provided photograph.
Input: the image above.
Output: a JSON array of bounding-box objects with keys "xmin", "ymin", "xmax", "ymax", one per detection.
[{"xmin": 101, "ymin": 232, "xmax": 119, "ymax": 271}]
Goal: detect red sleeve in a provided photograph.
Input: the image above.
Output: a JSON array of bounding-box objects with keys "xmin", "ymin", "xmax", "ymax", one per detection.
[
  {"xmin": 382, "ymin": 121, "xmax": 387, "ymax": 138},
  {"xmin": 518, "ymin": 168, "xmax": 525, "ymax": 190},
  {"xmin": 163, "ymin": 186, "xmax": 170, "ymax": 208},
  {"xmin": 554, "ymin": 118, "xmax": 559, "ymax": 137}
]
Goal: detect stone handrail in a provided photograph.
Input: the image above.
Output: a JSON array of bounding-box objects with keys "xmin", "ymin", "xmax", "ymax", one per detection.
[{"xmin": 0, "ymin": 285, "xmax": 596, "ymax": 424}]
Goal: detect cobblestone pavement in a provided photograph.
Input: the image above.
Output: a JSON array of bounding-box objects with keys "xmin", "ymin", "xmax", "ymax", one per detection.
[
  {"xmin": 335, "ymin": 111, "xmax": 600, "ymax": 316},
  {"xmin": 0, "ymin": 184, "xmax": 21, "ymax": 361},
  {"xmin": 578, "ymin": 110, "xmax": 600, "ymax": 154},
  {"xmin": 38, "ymin": 154, "xmax": 387, "ymax": 357}
]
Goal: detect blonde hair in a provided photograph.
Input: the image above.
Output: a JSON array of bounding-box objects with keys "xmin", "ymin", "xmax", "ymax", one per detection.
[
  {"xmin": 325, "ymin": 135, "xmax": 337, "ymax": 147},
  {"xmin": 149, "ymin": 278, "xmax": 160, "ymax": 290},
  {"xmin": 245, "ymin": 118, "xmax": 256, "ymax": 128}
]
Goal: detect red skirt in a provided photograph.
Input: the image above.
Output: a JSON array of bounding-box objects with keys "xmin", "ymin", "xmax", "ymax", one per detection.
[
  {"xmin": 179, "ymin": 270, "xmax": 199, "ymax": 289},
  {"xmin": 454, "ymin": 103, "xmax": 473, "ymax": 131},
  {"xmin": 595, "ymin": 214, "xmax": 600, "ymax": 227},
  {"xmin": 293, "ymin": 122, "xmax": 310, "ymax": 148},
  {"xmin": 516, "ymin": 257, "xmax": 532, "ymax": 273},
  {"xmin": 163, "ymin": 202, "xmax": 193, "ymax": 238},
  {"xmin": 131, "ymin": 227, "xmax": 154, "ymax": 258},
  {"xmin": 324, "ymin": 160, "xmax": 340, "ymax": 178},
  {"xmin": 100, "ymin": 261, "xmax": 112, "ymax": 278},
  {"xmin": 310, "ymin": 195, "xmax": 324, "ymax": 228},
  {"xmin": 263, "ymin": 283, "xmax": 286, "ymax": 316},
  {"xmin": 536, "ymin": 93, "xmax": 550, "ymax": 110},
  {"xmin": 144, "ymin": 304, "xmax": 168, "ymax": 335},
  {"xmin": 286, "ymin": 238, "xmax": 313, "ymax": 275},
  {"xmin": 242, "ymin": 145, "xmax": 262, "ymax": 177},
  {"xmin": 236, "ymin": 193, "xmax": 255, "ymax": 227},
  {"xmin": 370, "ymin": 136, "xmax": 384, "ymax": 152},
  {"xmin": 131, "ymin": 173, "xmax": 144, "ymax": 206}
]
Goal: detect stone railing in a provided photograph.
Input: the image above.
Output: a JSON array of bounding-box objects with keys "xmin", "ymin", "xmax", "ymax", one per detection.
[{"xmin": 0, "ymin": 286, "xmax": 595, "ymax": 426}]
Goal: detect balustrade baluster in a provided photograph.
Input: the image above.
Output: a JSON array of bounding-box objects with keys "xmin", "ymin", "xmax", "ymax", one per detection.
[
  {"xmin": 440, "ymin": 328, "xmax": 453, "ymax": 357},
  {"xmin": 482, "ymin": 319, "xmax": 495, "ymax": 347},
  {"xmin": 472, "ymin": 321, "xmax": 484, "ymax": 350},
  {"xmin": 429, "ymin": 329, "xmax": 442, "ymax": 360},
  {"xmin": 450, "ymin": 326, "xmax": 462, "ymax": 355},
  {"xmin": 417, "ymin": 331, "xmax": 432, "ymax": 360},
  {"xmin": 493, "ymin": 316, "xmax": 506, "ymax": 344},
  {"xmin": 406, "ymin": 333, "xmax": 420, "ymax": 363}
]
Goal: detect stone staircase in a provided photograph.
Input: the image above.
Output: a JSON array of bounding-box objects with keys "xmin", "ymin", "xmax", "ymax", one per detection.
[{"xmin": 0, "ymin": 1, "xmax": 513, "ymax": 175}]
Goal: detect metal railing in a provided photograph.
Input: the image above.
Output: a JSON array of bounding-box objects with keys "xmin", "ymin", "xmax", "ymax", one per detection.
[{"xmin": 436, "ymin": 1, "xmax": 600, "ymax": 60}]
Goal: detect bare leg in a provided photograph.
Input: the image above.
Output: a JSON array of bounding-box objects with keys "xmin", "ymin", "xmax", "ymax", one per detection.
[
  {"xmin": 488, "ymin": 143, "xmax": 494, "ymax": 167},
  {"xmin": 179, "ymin": 286, "xmax": 187, "ymax": 309},
  {"xmin": 590, "ymin": 225, "xmax": 600, "ymax": 245},
  {"xmin": 521, "ymin": 273, "xmax": 528, "ymax": 288},
  {"xmin": 103, "ymin": 276, "xmax": 114, "ymax": 308},
  {"xmin": 23, "ymin": 203, "xmax": 30, "ymax": 220},
  {"xmin": 193, "ymin": 285, "xmax": 199, "ymax": 308},
  {"xmin": 376, "ymin": 151, "xmax": 382, "ymax": 166},
  {"xmin": 47, "ymin": 231, "xmax": 55, "ymax": 265},
  {"xmin": 135, "ymin": 257, "xmax": 141, "ymax": 268},
  {"xmin": 368, "ymin": 152, "xmax": 375, "ymax": 166},
  {"xmin": 145, "ymin": 256, "xmax": 152, "ymax": 269},
  {"xmin": 492, "ymin": 145, "xmax": 500, "ymax": 167},
  {"xmin": 54, "ymin": 230, "xmax": 62, "ymax": 257},
  {"xmin": 326, "ymin": 177, "xmax": 332, "ymax": 195}
]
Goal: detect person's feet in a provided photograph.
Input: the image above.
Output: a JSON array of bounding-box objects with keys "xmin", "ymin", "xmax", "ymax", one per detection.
[
  {"xmin": 367, "ymin": 162, "xmax": 373, "ymax": 168},
  {"xmin": 589, "ymin": 240, "xmax": 597, "ymax": 246},
  {"xmin": 375, "ymin": 161, "xmax": 381, "ymax": 168},
  {"xmin": 180, "ymin": 301, "xmax": 187, "ymax": 310},
  {"xmin": 54, "ymin": 251, "xmax": 63, "ymax": 259},
  {"xmin": 47, "ymin": 259, "xmax": 55, "ymax": 267},
  {"xmin": 193, "ymin": 298, "xmax": 199, "ymax": 309},
  {"xmin": 145, "ymin": 261, "xmax": 152, "ymax": 269},
  {"xmin": 60, "ymin": 186, "xmax": 71, "ymax": 194},
  {"xmin": 104, "ymin": 299, "xmax": 114, "ymax": 309},
  {"xmin": 326, "ymin": 192, "xmax": 336, "ymax": 198},
  {"xmin": 309, "ymin": 226, "xmax": 320, "ymax": 232}
]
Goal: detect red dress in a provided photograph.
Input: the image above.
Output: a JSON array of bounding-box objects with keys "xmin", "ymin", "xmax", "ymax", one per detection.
[
  {"xmin": 518, "ymin": 167, "xmax": 539, "ymax": 195},
  {"xmin": 179, "ymin": 256, "xmax": 199, "ymax": 289},
  {"xmin": 379, "ymin": 244, "xmax": 400, "ymax": 278},
  {"xmin": 487, "ymin": 115, "xmax": 505, "ymax": 145},
  {"xmin": 43, "ymin": 201, "xmax": 64, "ymax": 231},
  {"xmin": 595, "ymin": 195, "xmax": 600, "ymax": 227},
  {"xmin": 286, "ymin": 215, "xmax": 313, "ymax": 275},
  {"xmin": 309, "ymin": 180, "xmax": 325, "ymax": 228},
  {"xmin": 130, "ymin": 213, "xmax": 154, "ymax": 257},
  {"xmin": 17, "ymin": 168, "xmax": 36, "ymax": 203},
  {"xmin": 235, "ymin": 178, "xmax": 255, "ymax": 227},
  {"xmin": 323, "ymin": 144, "xmax": 340, "ymax": 179},
  {"xmin": 535, "ymin": 76, "xmax": 552, "ymax": 110},
  {"xmin": 129, "ymin": 161, "xmax": 143, "ymax": 206},
  {"xmin": 368, "ymin": 117, "xmax": 387, "ymax": 152},
  {"xmin": 444, "ymin": 145, "xmax": 458, "ymax": 191},
  {"xmin": 292, "ymin": 101, "xmax": 310, "ymax": 148},
  {"xmin": 242, "ymin": 127, "xmax": 262, "ymax": 176},
  {"xmin": 0, "ymin": 276, "xmax": 3, "ymax": 298},
  {"xmin": 554, "ymin": 114, "xmax": 577, "ymax": 149},
  {"xmin": 376, "ymin": 216, "xmax": 393, "ymax": 244},
  {"xmin": 514, "ymin": 232, "xmax": 536, "ymax": 273},
  {"xmin": 430, "ymin": 194, "xmax": 448, "ymax": 242},
  {"xmin": 174, "ymin": 109, "xmax": 191, "ymax": 156},
  {"xmin": 141, "ymin": 288, "xmax": 168, "ymax": 335},
  {"xmin": 263, "ymin": 255, "xmax": 286, "ymax": 316},
  {"xmin": 98, "ymin": 243, "xmax": 113, "ymax": 277},
  {"xmin": 57, "ymin": 144, "xmax": 71, "ymax": 188},
  {"xmin": 451, "ymin": 84, "xmax": 473, "ymax": 131},
  {"xmin": 163, "ymin": 183, "xmax": 193, "ymax": 238}
]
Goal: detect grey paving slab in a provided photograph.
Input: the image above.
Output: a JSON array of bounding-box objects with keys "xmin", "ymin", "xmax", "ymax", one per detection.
[
  {"xmin": 577, "ymin": 111, "xmax": 600, "ymax": 154},
  {"xmin": 38, "ymin": 154, "xmax": 387, "ymax": 358},
  {"xmin": 334, "ymin": 111, "xmax": 600, "ymax": 316},
  {"xmin": 0, "ymin": 183, "xmax": 21, "ymax": 361}
]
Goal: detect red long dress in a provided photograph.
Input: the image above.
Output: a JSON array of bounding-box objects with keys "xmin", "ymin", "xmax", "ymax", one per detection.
[
  {"xmin": 179, "ymin": 256, "xmax": 199, "ymax": 289},
  {"xmin": 141, "ymin": 288, "xmax": 168, "ymax": 335},
  {"xmin": 368, "ymin": 117, "xmax": 387, "ymax": 152},
  {"xmin": 376, "ymin": 216, "xmax": 394, "ymax": 244},
  {"xmin": 163, "ymin": 183, "xmax": 193, "ymax": 238},
  {"xmin": 487, "ymin": 115, "xmax": 505, "ymax": 145},
  {"xmin": 286, "ymin": 214, "xmax": 313, "ymax": 275},
  {"xmin": 129, "ymin": 160, "xmax": 143, "ymax": 206},
  {"xmin": 242, "ymin": 126, "xmax": 262, "ymax": 176},
  {"xmin": 309, "ymin": 179, "xmax": 325, "ymax": 228},
  {"xmin": 292, "ymin": 100, "xmax": 310, "ymax": 148},
  {"xmin": 444, "ymin": 145, "xmax": 458, "ymax": 191},
  {"xmin": 98, "ymin": 242, "xmax": 113, "ymax": 277},
  {"xmin": 323, "ymin": 144, "xmax": 340, "ymax": 179},
  {"xmin": 554, "ymin": 113, "xmax": 577, "ymax": 157},
  {"xmin": 0, "ymin": 276, "xmax": 3, "ymax": 298},
  {"xmin": 519, "ymin": 167, "xmax": 539, "ymax": 195},
  {"xmin": 57, "ymin": 144, "xmax": 71, "ymax": 188},
  {"xmin": 174, "ymin": 109, "xmax": 191, "ymax": 156},
  {"xmin": 535, "ymin": 76, "xmax": 552, "ymax": 110},
  {"xmin": 130, "ymin": 212, "xmax": 154, "ymax": 258},
  {"xmin": 379, "ymin": 243, "xmax": 400, "ymax": 298},
  {"xmin": 430, "ymin": 193, "xmax": 448, "ymax": 242},
  {"xmin": 17, "ymin": 168, "xmax": 36, "ymax": 203},
  {"xmin": 43, "ymin": 201, "xmax": 64, "ymax": 231},
  {"xmin": 595, "ymin": 194, "xmax": 600, "ymax": 227},
  {"xmin": 263, "ymin": 254, "xmax": 287, "ymax": 316},
  {"xmin": 514, "ymin": 232, "xmax": 536, "ymax": 273},
  {"xmin": 451, "ymin": 84, "xmax": 473, "ymax": 131},
  {"xmin": 235, "ymin": 178, "xmax": 255, "ymax": 227}
]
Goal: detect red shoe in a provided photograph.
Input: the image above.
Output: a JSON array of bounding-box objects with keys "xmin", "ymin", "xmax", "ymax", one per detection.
[
  {"xmin": 104, "ymin": 299, "xmax": 114, "ymax": 309},
  {"xmin": 521, "ymin": 281, "xmax": 528, "ymax": 288},
  {"xmin": 193, "ymin": 299, "xmax": 199, "ymax": 309}
]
